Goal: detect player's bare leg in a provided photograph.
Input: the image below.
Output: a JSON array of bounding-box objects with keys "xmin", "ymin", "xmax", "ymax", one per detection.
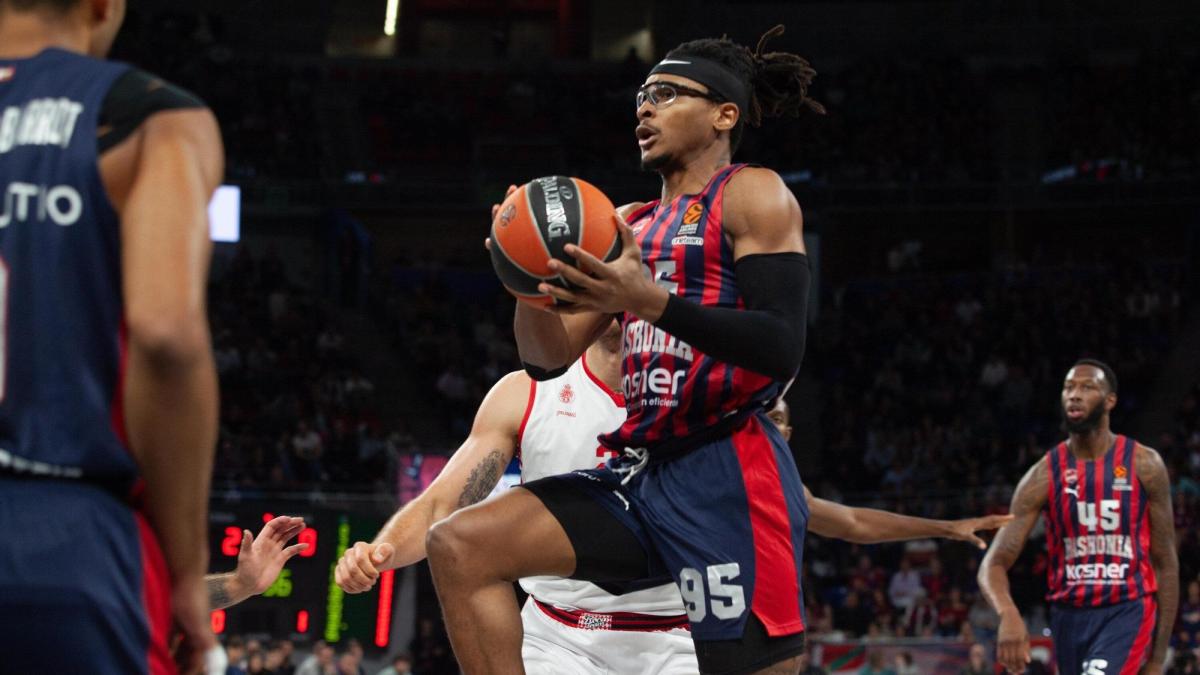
[{"xmin": 426, "ymin": 486, "xmax": 575, "ymax": 675}]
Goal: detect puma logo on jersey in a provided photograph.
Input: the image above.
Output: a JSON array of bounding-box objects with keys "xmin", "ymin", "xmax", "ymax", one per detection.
[{"xmin": 1063, "ymin": 486, "xmax": 1080, "ymax": 498}]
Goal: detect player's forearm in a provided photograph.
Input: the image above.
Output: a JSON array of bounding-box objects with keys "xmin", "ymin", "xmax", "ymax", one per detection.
[
  {"xmin": 373, "ymin": 498, "xmax": 444, "ymax": 569},
  {"xmin": 206, "ymin": 572, "xmax": 251, "ymax": 610},
  {"xmin": 125, "ymin": 330, "xmax": 218, "ymax": 581},
  {"xmin": 978, "ymin": 561, "xmax": 1020, "ymax": 616},
  {"xmin": 514, "ymin": 304, "xmax": 574, "ymax": 373},
  {"xmin": 1149, "ymin": 555, "xmax": 1179, "ymax": 665},
  {"xmin": 838, "ymin": 508, "xmax": 957, "ymax": 544}
]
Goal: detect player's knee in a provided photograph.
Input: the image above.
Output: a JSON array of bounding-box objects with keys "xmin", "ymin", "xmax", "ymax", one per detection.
[{"xmin": 426, "ymin": 513, "xmax": 487, "ymax": 579}]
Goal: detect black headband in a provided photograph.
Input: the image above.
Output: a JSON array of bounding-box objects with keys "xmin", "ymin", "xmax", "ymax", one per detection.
[{"xmin": 648, "ymin": 56, "xmax": 750, "ymax": 115}]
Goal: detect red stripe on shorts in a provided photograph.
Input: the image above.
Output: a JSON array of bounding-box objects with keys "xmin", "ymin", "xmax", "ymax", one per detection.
[
  {"xmin": 731, "ymin": 416, "xmax": 804, "ymax": 636},
  {"xmin": 136, "ymin": 512, "xmax": 176, "ymax": 675},
  {"xmin": 1119, "ymin": 595, "xmax": 1157, "ymax": 675}
]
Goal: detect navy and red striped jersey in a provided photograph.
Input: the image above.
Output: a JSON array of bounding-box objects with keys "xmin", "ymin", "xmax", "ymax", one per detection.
[
  {"xmin": 1043, "ymin": 435, "xmax": 1157, "ymax": 607},
  {"xmin": 0, "ymin": 49, "xmax": 135, "ymax": 490},
  {"xmin": 598, "ymin": 164, "xmax": 784, "ymax": 454}
]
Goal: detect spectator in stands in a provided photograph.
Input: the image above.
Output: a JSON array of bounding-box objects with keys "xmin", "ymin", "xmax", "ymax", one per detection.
[
  {"xmin": 835, "ymin": 590, "xmax": 874, "ymax": 636},
  {"xmin": 225, "ymin": 636, "xmax": 248, "ymax": 675},
  {"xmin": 859, "ymin": 651, "xmax": 897, "ymax": 675},
  {"xmin": 961, "ymin": 643, "xmax": 992, "ymax": 675},
  {"xmin": 375, "ymin": 652, "xmax": 414, "ymax": 675},
  {"xmin": 903, "ymin": 589, "xmax": 939, "ymax": 637},
  {"xmin": 1177, "ymin": 580, "xmax": 1200, "ymax": 651},
  {"xmin": 894, "ymin": 652, "xmax": 919, "ymax": 675},
  {"xmin": 889, "ymin": 558, "xmax": 924, "ymax": 610},
  {"xmin": 295, "ymin": 641, "xmax": 336, "ymax": 675},
  {"xmin": 798, "ymin": 648, "xmax": 827, "ymax": 675}
]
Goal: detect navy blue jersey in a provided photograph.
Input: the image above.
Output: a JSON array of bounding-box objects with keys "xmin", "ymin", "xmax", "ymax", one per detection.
[
  {"xmin": 599, "ymin": 164, "xmax": 784, "ymax": 455},
  {"xmin": 0, "ymin": 49, "xmax": 134, "ymax": 490},
  {"xmin": 1044, "ymin": 435, "xmax": 1157, "ymax": 607}
]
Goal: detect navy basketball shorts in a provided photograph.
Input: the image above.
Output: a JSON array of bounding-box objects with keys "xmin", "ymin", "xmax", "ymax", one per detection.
[
  {"xmin": 1049, "ymin": 597, "xmax": 1157, "ymax": 675},
  {"xmin": 525, "ymin": 411, "xmax": 809, "ymax": 674},
  {"xmin": 0, "ymin": 476, "xmax": 174, "ymax": 675}
]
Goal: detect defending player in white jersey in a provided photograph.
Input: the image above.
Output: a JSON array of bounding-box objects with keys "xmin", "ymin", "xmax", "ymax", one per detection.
[{"xmin": 335, "ymin": 319, "xmax": 1010, "ymax": 674}]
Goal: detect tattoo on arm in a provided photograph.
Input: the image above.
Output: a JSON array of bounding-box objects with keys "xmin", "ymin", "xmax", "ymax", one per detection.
[
  {"xmin": 457, "ymin": 450, "xmax": 506, "ymax": 508},
  {"xmin": 207, "ymin": 572, "xmax": 237, "ymax": 610},
  {"xmin": 1138, "ymin": 445, "xmax": 1179, "ymax": 665}
]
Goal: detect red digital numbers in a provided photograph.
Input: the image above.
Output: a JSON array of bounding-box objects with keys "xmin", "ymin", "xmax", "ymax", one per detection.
[
  {"xmin": 296, "ymin": 610, "xmax": 309, "ymax": 633},
  {"xmin": 211, "ymin": 609, "xmax": 226, "ymax": 634},
  {"xmin": 298, "ymin": 527, "xmax": 317, "ymax": 557},
  {"xmin": 221, "ymin": 526, "xmax": 242, "ymax": 557}
]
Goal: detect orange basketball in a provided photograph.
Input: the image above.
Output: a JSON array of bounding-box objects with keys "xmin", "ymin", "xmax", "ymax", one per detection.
[{"xmin": 489, "ymin": 176, "xmax": 620, "ymax": 308}]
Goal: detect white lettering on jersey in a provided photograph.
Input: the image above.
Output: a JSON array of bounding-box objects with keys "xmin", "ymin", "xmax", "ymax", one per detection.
[
  {"xmin": 0, "ymin": 98, "xmax": 84, "ymax": 154},
  {"xmin": 1064, "ymin": 562, "xmax": 1130, "ymax": 583},
  {"xmin": 0, "ymin": 182, "xmax": 82, "ymax": 228},
  {"xmin": 1062, "ymin": 534, "xmax": 1134, "ymax": 561}
]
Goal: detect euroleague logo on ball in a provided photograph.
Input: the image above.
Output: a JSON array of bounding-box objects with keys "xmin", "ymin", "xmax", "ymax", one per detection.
[
  {"xmin": 497, "ymin": 204, "xmax": 516, "ymax": 228},
  {"xmin": 559, "ymin": 384, "xmax": 575, "ymax": 404}
]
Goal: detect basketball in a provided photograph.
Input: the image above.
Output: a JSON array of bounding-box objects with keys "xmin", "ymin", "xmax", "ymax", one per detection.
[{"xmin": 489, "ymin": 176, "xmax": 620, "ymax": 308}]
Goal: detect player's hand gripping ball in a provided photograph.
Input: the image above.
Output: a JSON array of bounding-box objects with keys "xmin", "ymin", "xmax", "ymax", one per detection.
[{"xmin": 489, "ymin": 176, "xmax": 619, "ymax": 308}]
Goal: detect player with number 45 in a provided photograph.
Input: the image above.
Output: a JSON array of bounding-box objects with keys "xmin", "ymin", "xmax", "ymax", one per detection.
[{"xmin": 979, "ymin": 360, "xmax": 1179, "ymax": 675}]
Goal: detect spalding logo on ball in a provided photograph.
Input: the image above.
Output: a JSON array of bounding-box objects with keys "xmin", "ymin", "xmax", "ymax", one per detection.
[{"xmin": 489, "ymin": 176, "xmax": 620, "ymax": 308}]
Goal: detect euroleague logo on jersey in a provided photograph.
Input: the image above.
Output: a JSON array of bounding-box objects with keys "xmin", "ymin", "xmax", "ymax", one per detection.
[
  {"xmin": 1113, "ymin": 464, "xmax": 1132, "ymax": 491},
  {"xmin": 558, "ymin": 384, "xmax": 575, "ymax": 404},
  {"xmin": 682, "ymin": 203, "xmax": 704, "ymax": 225},
  {"xmin": 1064, "ymin": 468, "xmax": 1078, "ymax": 485}
]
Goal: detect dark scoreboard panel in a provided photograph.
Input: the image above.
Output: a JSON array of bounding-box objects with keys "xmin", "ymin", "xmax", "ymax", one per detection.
[{"xmin": 208, "ymin": 504, "xmax": 394, "ymax": 647}]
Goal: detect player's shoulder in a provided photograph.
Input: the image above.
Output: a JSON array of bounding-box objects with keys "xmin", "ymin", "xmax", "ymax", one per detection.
[
  {"xmin": 722, "ymin": 166, "xmax": 799, "ymax": 229},
  {"xmin": 1131, "ymin": 440, "xmax": 1167, "ymax": 476},
  {"xmin": 617, "ymin": 202, "xmax": 650, "ymax": 220},
  {"xmin": 99, "ymin": 66, "xmax": 210, "ymax": 153}
]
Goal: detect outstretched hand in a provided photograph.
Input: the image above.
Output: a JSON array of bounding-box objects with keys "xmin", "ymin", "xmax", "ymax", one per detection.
[
  {"xmin": 946, "ymin": 514, "xmax": 1014, "ymax": 549},
  {"xmin": 235, "ymin": 516, "xmax": 309, "ymax": 595}
]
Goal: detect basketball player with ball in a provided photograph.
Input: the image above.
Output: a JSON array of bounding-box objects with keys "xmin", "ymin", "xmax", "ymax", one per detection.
[
  {"xmin": 334, "ymin": 318, "xmax": 1010, "ymax": 673},
  {"xmin": 423, "ymin": 26, "xmax": 865, "ymax": 675}
]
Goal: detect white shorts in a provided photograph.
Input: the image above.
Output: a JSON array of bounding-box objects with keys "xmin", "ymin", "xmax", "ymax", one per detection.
[{"xmin": 521, "ymin": 598, "xmax": 699, "ymax": 675}]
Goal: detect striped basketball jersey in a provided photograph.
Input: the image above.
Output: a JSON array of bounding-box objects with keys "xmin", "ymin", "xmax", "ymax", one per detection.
[
  {"xmin": 1044, "ymin": 435, "xmax": 1157, "ymax": 607},
  {"xmin": 598, "ymin": 163, "xmax": 784, "ymax": 455},
  {"xmin": 0, "ymin": 49, "xmax": 135, "ymax": 490},
  {"xmin": 517, "ymin": 355, "xmax": 684, "ymax": 615}
]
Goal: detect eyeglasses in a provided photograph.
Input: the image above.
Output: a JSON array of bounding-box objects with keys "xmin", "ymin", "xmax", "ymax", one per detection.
[{"xmin": 636, "ymin": 82, "xmax": 724, "ymax": 109}]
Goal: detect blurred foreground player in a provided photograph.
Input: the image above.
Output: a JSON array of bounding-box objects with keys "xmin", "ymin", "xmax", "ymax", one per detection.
[
  {"xmin": 979, "ymin": 360, "xmax": 1178, "ymax": 675},
  {"xmin": 337, "ymin": 323, "xmax": 1009, "ymax": 673},
  {"xmin": 0, "ymin": 0, "xmax": 222, "ymax": 673}
]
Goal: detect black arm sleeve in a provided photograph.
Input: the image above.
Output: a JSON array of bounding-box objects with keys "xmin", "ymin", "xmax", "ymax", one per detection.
[
  {"xmin": 98, "ymin": 68, "xmax": 207, "ymax": 153},
  {"xmin": 653, "ymin": 252, "xmax": 809, "ymax": 381},
  {"xmin": 522, "ymin": 362, "xmax": 570, "ymax": 382}
]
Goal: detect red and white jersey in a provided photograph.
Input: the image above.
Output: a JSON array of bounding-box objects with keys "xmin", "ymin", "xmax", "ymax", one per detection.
[{"xmin": 516, "ymin": 353, "xmax": 684, "ymax": 614}]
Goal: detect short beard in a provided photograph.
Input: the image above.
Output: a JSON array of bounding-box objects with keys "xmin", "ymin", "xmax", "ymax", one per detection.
[
  {"xmin": 641, "ymin": 152, "xmax": 672, "ymax": 172},
  {"xmin": 1062, "ymin": 403, "xmax": 1105, "ymax": 434}
]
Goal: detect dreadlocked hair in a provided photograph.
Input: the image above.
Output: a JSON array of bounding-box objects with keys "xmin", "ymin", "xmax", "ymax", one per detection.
[{"xmin": 665, "ymin": 24, "xmax": 825, "ymax": 152}]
